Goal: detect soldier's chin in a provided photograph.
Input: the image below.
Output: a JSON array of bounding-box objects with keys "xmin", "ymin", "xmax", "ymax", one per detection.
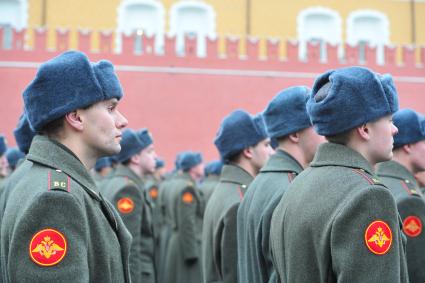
[{"xmin": 101, "ymin": 145, "xmax": 121, "ymax": 157}]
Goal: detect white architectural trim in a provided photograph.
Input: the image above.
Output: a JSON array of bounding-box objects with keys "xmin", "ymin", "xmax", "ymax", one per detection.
[
  {"xmin": 116, "ymin": 0, "xmax": 165, "ymax": 53},
  {"xmin": 169, "ymin": 0, "xmax": 216, "ymax": 56},
  {"xmin": 0, "ymin": 0, "xmax": 28, "ymax": 30},
  {"xmin": 346, "ymin": 10, "xmax": 390, "ymax": 45},
  {"xmin": 297, "ymin": 6, "xmax": 342, "ymax": 60},
  {"xmin": 346, "ymin": 10, "xmax": 390, "ymax": 64}
]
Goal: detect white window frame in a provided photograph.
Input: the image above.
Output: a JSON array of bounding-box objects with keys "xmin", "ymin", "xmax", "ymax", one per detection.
[
  {"xmin": 297, "ymin": 7, "xmax": 342, "ymax": 61},
  {"xmin": 169, "ymin": 0, "xmax": 216, "ymax": 57},
  {"xmin": 346, "ymin": 10, "xmax": 390, "ymax": 65},
  {"xmin": 116, "ymin": 0, "xmax": 165, "ymax": 54},
  {"xmin": 0, "ymin": 0, "xmax": 28, "ymax": 49}
]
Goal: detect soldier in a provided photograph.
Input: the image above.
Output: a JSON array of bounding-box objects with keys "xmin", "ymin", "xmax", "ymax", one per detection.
[
  {"xmin": 202, "ymin": 110, "xmax": 273, "ymax": 283},
  {"xmin": 5, "ymin": 148, "xmax": 25, "ymax": 173},
  {"xmin": 237, "ymin": 86, "xmax": 324, "ymax": 283},
  {"xmin": 270, "ymin": 66, "xmax": 409, "ymax": 282},
  {"xmin": 376, "ymin": 109, "xmax": 425, "ymax": 282},
  {"xmin": 199, "ymin": 160, "xmax": 223, "ymax": 205},
  {"xmin": 0, "ymin": 136, "xmax": 8, "ymax": 183},
  {"xmin": 92, "ymin": 157, "xmax": 113, "ymax": 186},
  {"xmin": 157, "ymin": 153, "xmax": 183, "ymax": 283},
  {"xmin": 0, "ymin": 114, "xmax": 35, "ymax": 283},
  {"xmin": 163, "ymin": 151, "xmax": 204, "ymax": 283},
  {"xmin": 1, "ymin": 51, "xmax": 132, "ymax": 282},
  {"xmin": 101, "ymin": 128, "xmax": 157, "ymax": 283}
]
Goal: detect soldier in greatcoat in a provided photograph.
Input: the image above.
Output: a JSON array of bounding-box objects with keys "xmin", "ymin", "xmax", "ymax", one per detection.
[
  {"xmin": 377, "ymin": 109, "xmax": 425, "ymax": 283},
  {"xmin": 163, "ymin": 151, "xmax": 204, "ymax": 283},
  {"xmin": 237, "ymin": 86, "xmax": 324, "ymax": 283},
  {"xmin": 101, "ymin": 128, "xmax": 157, "ymax": 283},
  {"xmin": 270, "ymin": 66, "xmax": 409, "ymax": 282},
  {"xmin": 202, "ymin": 110, "xmax": 273, "ymax": 283},
  {"xmin": 1, "ymin": 51, "xmax": 132, "ymax": 282}
]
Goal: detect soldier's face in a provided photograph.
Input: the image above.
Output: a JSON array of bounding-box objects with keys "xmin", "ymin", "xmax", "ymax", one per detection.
[
  {"xmin": 298, "ymin": 127, "xmax": 325, "ymax": 167},
  {"xmin": 80, "ymin": 98, "xmax": 128, "ymax": 157},
  {"xmin": 409, "ymin": 140, "xmax": 425, "ymax": 173},
  {"xmin": 0, "ymin": 155, "xmax": 9, "ymax": 177},
  {"xmin": 139, "ymin": 144, "xmax": 157, "ymax": 174},
  {"xmin": 250, "ymin": 138, "xmax": 273, "ymax": 172},
  {"xmin": 367, "ymin": 115, "xmax": 398, "ymax": 164}
]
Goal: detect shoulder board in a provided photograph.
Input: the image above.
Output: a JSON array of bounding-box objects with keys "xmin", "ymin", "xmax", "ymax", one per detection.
[
  {"xmin": 351, "ymin": 169, "xmax": 383, "ymax": 186},
  {"xmin": 48, "ymin": 169, "xmax": 70, "ymax": 192},
  {"xmin": 400, "ymin": 179, "xmax": 422, "ymax": 197}
]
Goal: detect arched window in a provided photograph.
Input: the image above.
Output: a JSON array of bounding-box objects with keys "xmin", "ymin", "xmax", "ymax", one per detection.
[
  {"xmin": 169, "ymin": 1, "xmax": 216, "ymax": 57},
  {"xmin": 347, "ymin": 10, "xmax": 390, "ymax": 65},
  {"xmin": 297, "ymin": 7, "xmax": 342, "ymax": 61},
  {"xmin": 0, "ymin": 0, "xmax": 28, "ymax": 49},
  {"xmin": 116, "ymin": 0, "xmax": 165, "ymax": 53}
]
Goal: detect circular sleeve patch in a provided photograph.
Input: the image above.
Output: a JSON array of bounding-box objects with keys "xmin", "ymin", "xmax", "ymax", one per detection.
[
  {"xmin": 365, "ymin": 220, "xmax": 392, "ymax": 255},
  {"xmin": 117, "ymin": 197, "xmax": 134, "ymax": 213},
  {"xmin": 403, "ymin": 216, "xmax": 422, "ymax": 237},
  {"xmin": 29, "ymin": 228, "xmax": 67, "ymax": 266},
  {"xmin": 149, "ymin": 187, "xmax": 158, "ymax": 200},
  {"xmin": 182, "ymin": 192, "xmax": 194, "ymax": 204}
]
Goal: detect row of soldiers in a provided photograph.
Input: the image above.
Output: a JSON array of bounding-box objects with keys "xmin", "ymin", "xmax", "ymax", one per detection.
[{"xmin": 0, "ymin": 49, "xmax": 424, "ymax": 282}]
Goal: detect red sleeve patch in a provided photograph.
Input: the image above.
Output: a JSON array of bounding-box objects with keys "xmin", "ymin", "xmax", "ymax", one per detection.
[
  {"xmin": 149, "ymin": 187, "xmax": 158, "ymax": 199},
  {"xmin": 117, "ymin": 197, "xmax": 134, "ymax": 213},
  {"xmin": 182, "ymin": 192, "xmax": 194, "ymax": 204},
  {"xmin": 364, "ymin": 220, "xmax": 392, "ymax": 255},
  {"xmin": 29, "ymin": 228, "xmax": 67, "ymax": 266},
  {"xmin": 403, "ymin": 216, "xmax": 422, "ymax": 237}
]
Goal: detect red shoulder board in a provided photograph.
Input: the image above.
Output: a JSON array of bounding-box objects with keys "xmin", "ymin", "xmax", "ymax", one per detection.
[
  {"xmin": 365, "ymin": 220, "xmax": 392, "ymax": 255},
  {"xmin": 182, "ymin": 192, "xmax": 194, "ymax": 204},
  {"xmin": 117, "ymin": 197, "xmax": 134, "ymax": 213},
  {"xmin": 29, "ymin": 228, "xmax": 67, "ymax": 266},
  {"xmin": 403, "ymin": 216, "xmax": 422, "ymax": 237}
]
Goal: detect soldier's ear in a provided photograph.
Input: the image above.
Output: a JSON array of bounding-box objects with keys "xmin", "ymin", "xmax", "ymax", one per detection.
[
  {"xmin": 402, "ymin": 144, "xmax": 412, "ymax": 154},
  {"xmin": 288, "ymin": 132, "xmax": 300, "ymax": 143},
  {"xmin": 64, "ymin": 110, "xmax": 84, "ymax": 132},
  {"xmin": 242, "ymin": 147, "xmax": 254, "ymax": 160},
  {"xmin": 356, "ymin": 124, "xmax": 370, "ymax": 141}
]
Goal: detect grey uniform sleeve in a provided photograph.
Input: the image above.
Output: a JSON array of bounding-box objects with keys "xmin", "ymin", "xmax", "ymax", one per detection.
[
  {"xmin": 178, "ymin": 187, "xmax": 198, "ymax": 262},
  {"xmin": 112, "ymin": 185, "xmax": 143, "ymax": 283},
  {"xmin": 220, "ymin": 203, "xmax": 239, "ymax": 283},
  {"xmin": 7, "ymin": 191, "xmax": 89, "ymax": 282},
  {"xmin": 397, "ymin": 195, "xmax": 425, "ymax": 282},
  {"xmin": 331, "ymin": 186, "xmax": 409, "ymax": 283}
]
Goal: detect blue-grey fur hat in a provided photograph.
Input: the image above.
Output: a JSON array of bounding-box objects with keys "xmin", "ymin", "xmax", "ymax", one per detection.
[
  {"xmin": 137, "ymin": 129, "xmax": 153, "ymax": 150},
  {"xmin": 155, "ymin": 158, "xmax": 165, "ymax": 169},
  {"xmin": 13, "ymin": 113, "xmax": 36, "ymax": 154},
  {"xmin": 204, "ymin": 160, "xmax": 223, "ymax": 176},
  {"xmin": 307, "ymin": 66, "xmax": 399, "ymax": 136},
  {"xmin": 263, "ymin": 86, "xmax": 312, "ymax": 139},
  {"xmin": 393, "ymin": 109, "xmax": 425, "ymax": 148},
  {"xmin": 6, "ymin": 147, "xmax": 25, "ymax": 168},
  {"xmin": 179, "ymin": 151, "xmax": 203, "ymax": 172},
  {"xmin": 0, "ymin": 135, "xmax": 6, "ymax": 156},
  {"xmin": 94, "ymin": 157, "xmax": 112, "ymax": 171},
  {"xmin": 214, "ymin": 110, "xmax": 269, "ymax": 162},
  {"xmin": 23, "ymin": 51, "xmax": 124, "ymax": 131},
  {"xmin": 116, "ymin": 129, "xmax": 146, "ymax": 163}
]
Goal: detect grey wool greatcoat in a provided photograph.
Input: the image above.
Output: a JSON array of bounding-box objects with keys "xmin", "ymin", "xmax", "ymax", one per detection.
[
  {"xmin": 202, "ymin": 164, "xmax": 253, "ymax": 283},
  {"xmin": 270, "ymin": 142, "xmax": 409, "ymax": 283},
  {"xmin": 101, "ymin": 164, "xmax": 156, "ymax": 283},
  {"xmin": 0, "ymin": 135, "xmax": 132, "ymax": 282},
  {"xmin": 237, "ymin": 149, "xmax": 303, "ymax": 283},
  {"xmin": 163, "ymin": 173, "xmax": 203, "ymax": 283},
  {"xmin": 377, "ymin": 160, "xmax": 425, "ymax": 283}
]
